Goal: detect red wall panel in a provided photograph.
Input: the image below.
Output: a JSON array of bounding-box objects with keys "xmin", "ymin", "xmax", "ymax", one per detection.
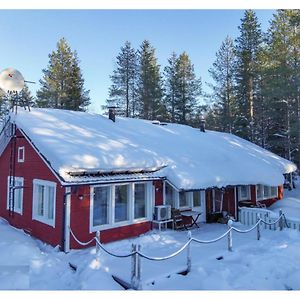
[{"xmin": 0, "ymin": 130, "xmax": 64, "ymax": 248}]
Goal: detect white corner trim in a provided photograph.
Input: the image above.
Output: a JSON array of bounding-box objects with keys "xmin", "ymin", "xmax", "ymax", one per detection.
[{"xmin": 64, "ymin": 187, "xmax": 71, "ymax": 253}]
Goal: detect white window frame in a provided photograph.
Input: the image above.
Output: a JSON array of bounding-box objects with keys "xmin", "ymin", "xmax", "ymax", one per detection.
[
  {"xmin": 90, "ymin": 182, "xmax": 152, "ymax": 233},
  {"xmin": 6, "ymin": 176, "xmax": 24, "ymax": 215},
  {"xmin": 238, "ymin": 185, "xmax": 250, "ymax": 201},
  {"xmin": 17, "ymin": 146, "xmax": 25, "ymax": 163},
  {"xmin": 32, "ymin": 179, "xmax": 57, "ymax": 227},
  {"xmin": 256, "ymin": 184, "xmax": 278, "ymax": 201}
]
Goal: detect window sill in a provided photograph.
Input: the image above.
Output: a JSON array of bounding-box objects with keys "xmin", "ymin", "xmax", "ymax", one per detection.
[
  {"xmin": 90, "ymin": 218, "xmax": 150, "ymax": 233},
  {"xmin": 33, "ymin": 216, "xmax": 55, "ymax": 228}
]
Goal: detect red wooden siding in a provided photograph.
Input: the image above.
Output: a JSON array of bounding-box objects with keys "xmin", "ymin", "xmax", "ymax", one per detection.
[
  {"xmin": 0, "ymin": 130, "xmax": 63, "ymax": 247},
  {"xmin": 154, "ymin": 180, "xmax": 163, "ymax": 206}
]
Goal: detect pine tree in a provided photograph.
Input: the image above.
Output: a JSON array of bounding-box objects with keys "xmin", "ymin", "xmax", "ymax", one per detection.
[
  {"xmin": 163, "ymin": 52, "xmax": 178, "ymax": 122},
  {"xmin": 137, "ymin": 40, "xmax": 165, "ymax": 120},
  {"xmin": 208, "ymin": 36, "xmax": 236, "ymax": 133},
  {"xmin": 234, "ymin": 10, "xmax": 263, "ymax": 141},
  {"xmin": 36, "ymin": 38, "xmax": 90, "ymax": 111},
  {"xmin": 262, "ymin": 10, "xmax": 300, "ymax": 164},
  {"xmin": 175, "ymin": 52, "xmax": 202, "ymax": 125},
  {"xmin": 106, "ymin": 41, "xmax": 138, "ymax": 117}
]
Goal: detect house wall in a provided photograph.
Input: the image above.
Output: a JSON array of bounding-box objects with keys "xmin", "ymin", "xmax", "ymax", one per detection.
[
  {"xmin": 69, "ymin": 182, "xmax": 161, "ymax": 249},
  {"xmin": 0, "ymin": 130, "xmax": 64, "ymax": 248}
]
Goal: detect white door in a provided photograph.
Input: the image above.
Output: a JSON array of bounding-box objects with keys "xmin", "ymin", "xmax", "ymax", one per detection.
[{"xmin": 191, "ymin": 190, "xmax": 206, "ymax": 223}]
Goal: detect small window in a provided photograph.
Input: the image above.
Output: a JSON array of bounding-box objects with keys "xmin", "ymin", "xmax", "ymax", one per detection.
[
  {"xmin": 17, "ymin": 146, "xmax": 25, "ymax": 163},
  {"xmin": 165, "ymin": 182, "xmax": 174, "ymax": 207},
  {"xmin": 93, "ymin": 186, "xmax": 110, "ymax": 227},
  {"xmin": 193, "ymin": 191, "xmax": 201, "ymax": 207},
  {"xmin": 256, "ymin": 184, "xmax": 264, "ymax": 200},
  {"xmin": 263, "ymin": 186, "xmax": 270, "ymax": 198},
  {"xmin": 239, "ymin": 186, "xmax": 250, "ymax": 201},
  {"xmin": 179, "ymin": 192, "xmax": 189, "ymax": 208},
  {"xmin": 32, "ymin": 179, "xmax": 56, "ymax": 227},
  {"xmin": 270, "ymin": 186, "xmax": 278, "ymax": 198},
  {"xmin": 7, "ymin": 176, "xmax": 24, "ymax": 214}
]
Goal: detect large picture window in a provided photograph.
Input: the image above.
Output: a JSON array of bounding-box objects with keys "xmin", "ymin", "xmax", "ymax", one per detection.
[
  {"xmin": 32, "ymin": 179, "xmax": 56, "ymax": 227},
  {"xmin": 7, "ymin": 176, "xmax": 24, "ymax": 215},
  {"xmin": 93, "ymin": 186, "xmax": 110, "ymax": 226},
  {"xmin": 134, "ymin": 183, "xmax": 147, "ymax": 219},
  {"xmin": 238, "ymin": 185, "xmax": 250, "ymax": 201},
  {"xmin": 90, "ymin": 182, "xmax": 151, "ymax": 231},
  {"xmin": 256, "ymin": 184, "xmax": 278, "ymax": 200},
  {"xmin": 115, "ymin": 185, "xmax": 129, "ymax": 222}
]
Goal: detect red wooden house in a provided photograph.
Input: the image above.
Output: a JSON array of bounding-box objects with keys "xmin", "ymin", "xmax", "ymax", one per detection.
[{"xmin": 0, "ymin": 108, "xmax": 296, "ymax": 251}]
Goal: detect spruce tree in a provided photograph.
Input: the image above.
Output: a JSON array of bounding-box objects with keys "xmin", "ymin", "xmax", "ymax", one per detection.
[
  {"xmin": 36, "ymin": 38, "xmax": 90, "ymax": 111},
  {"xmin": 208, "ymin": 36, "xmax": 236, "ymax": 133},
  {"xmin": 163, "ymin": 52, "xmax": 178, "ymax": 122},
  {"xmin": 106, "ymin": 41, "xmax": 138, "ymax": 117},
  {"xmin": 137, "ymin": 40, "xmax": 165, "ymax": 120},
  {"xmin": 175, "ymin": 52, "xmax": 202, "ymax": 125},
  {"xmin": 234, "ymin": 10, "xmax": 262, "ymax": 141}
]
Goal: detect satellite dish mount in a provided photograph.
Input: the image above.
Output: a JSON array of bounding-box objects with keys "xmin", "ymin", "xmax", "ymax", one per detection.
[{"xmin": 0, "ymin": 67, "xmax": 33, "ymax": 113}]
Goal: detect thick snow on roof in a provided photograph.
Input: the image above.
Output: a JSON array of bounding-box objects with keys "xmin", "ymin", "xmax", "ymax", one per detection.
[{"xmin": 11, "ymin": 108, "xmax": 296, "ymax": 190}]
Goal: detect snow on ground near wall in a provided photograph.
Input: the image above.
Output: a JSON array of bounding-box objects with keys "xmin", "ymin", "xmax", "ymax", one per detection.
[
  {"xmin": 11, "ymin": 108, "xmax": 297, "ymax": 189},
  {"xmin": 1, "ymin": 217, "xmax": 300, "ymax": 290}
]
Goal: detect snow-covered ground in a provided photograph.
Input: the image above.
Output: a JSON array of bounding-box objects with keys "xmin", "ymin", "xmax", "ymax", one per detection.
[{"xmin": 1, "ymin": 185, "xmax": 300, "ymax": 291}]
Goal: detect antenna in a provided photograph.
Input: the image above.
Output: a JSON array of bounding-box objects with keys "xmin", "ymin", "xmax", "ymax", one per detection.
[{"xmin": 0, "ymin": 67, "xmax": 35, "ymax": 113}]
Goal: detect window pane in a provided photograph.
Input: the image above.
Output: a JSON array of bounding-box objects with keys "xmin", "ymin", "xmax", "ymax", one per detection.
[
  {"xmin": 47, "ymin": 186, "xmax": 55, "ymax": 220},
  {"xmin": 93, "ymin": 186, "xmax": 110, "ymax": 226},
  {"xmin": 264, "ymin": 186, "xmax": 270, "ymax": 198},
  {"xmin": 14, "ymin": 179, "xmax": 22, "ymax": 210},
  {"xmin": 115, "ymin": 185, "xmax": 129, "ymax": 222},
  {"xmin": 134, "ymin": 184, "xmax": 146, "ymax": 219},
  {"xmin": 165, "ymin": 183, "xmax": 174, "ymax": 207},
  {"xmin": 37, "ymin": 185, "xmax": 44, "ymax": 216},
  {"xmin": 271, "ymin": 186, "xmax": 277, "ymax": 197},
  {"xmin": 241, "ymin": 186, "xmax": 248, "ymax": 199},
  {"xmin": 193, "ymin": 191, "xmax": 201, "ymax": 207},
  {"xmin": 179, "ymin": 192, "xmax": 189, "ymax": 207},
  {"xmin": 257, "ymin": 185, "xmax": 263, "ymax": 199}
]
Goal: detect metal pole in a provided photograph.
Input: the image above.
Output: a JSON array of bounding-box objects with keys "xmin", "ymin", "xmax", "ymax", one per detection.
[
  {"xmin": 96, "ymin": 231, "xmax": 100, "ymax": 254},
  {"xmin": 256, "ymin": 214, "xmax": 261, "ymax": 241},
  {"xmin": 137, "ymin": 244, "xmax": 142, "ymax": 290},
  {"xmin": 227, "ymin": 219, "xmax": 233, "ymax": 252},
  {"xmin": 131, "ymin": 244, "xmax": 137, "ymax": 289},
  {"xmin": 279, "ymin": 209, "xmax": 283, "ymax": 231},
  {"xmin": 186, "ymin": 231, "xmax": 192, "ymax": 273}
]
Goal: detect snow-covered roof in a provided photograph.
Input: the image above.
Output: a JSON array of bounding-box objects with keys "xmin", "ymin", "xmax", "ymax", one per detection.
[{"xmin": 10, "ymin": 108, "xmax": 297, "ymax": 190}]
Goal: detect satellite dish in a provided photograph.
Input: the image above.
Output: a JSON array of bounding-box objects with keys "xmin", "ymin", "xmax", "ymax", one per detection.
[{"xmin": 0, "ymin": 68, "xmax": 25, "ymax": 93}]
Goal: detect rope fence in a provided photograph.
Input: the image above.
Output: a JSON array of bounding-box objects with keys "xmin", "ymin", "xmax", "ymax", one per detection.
[{"xmin": 69, "ymin": 209, "xmax": 289, "ymax": 290}]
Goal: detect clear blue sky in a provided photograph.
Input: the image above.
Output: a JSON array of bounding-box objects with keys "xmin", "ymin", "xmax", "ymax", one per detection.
[{"xmin": 0, "ymin": 9, "xmax": 275, "ymax": 113}]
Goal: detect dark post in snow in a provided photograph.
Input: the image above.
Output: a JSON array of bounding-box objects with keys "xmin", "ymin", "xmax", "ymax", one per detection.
[
  {"xmin": 108, "ymin": 106, "xmax": 116, "ymax": 122},
  {"xmin": 199, "ymin": 115, "xmax": 206, "ymax": 132},
  {"xmin": 256, "ymin": 214, "xmax": 261, "ymax": 240},
  {"xmin": 186, "ymin": 231, "xmax": 192, "ymax": 273},
  {"xmin": 279, "ymin": 209, "xmax": 283, "ymax": 231}
]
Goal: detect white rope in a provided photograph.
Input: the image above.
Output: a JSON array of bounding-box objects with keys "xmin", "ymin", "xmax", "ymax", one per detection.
[
  {"xmin": 94, "ymin": 239, "xmax": 134, "ymax": 258},
  {"xmin": 69, "ymin": 227, "xmax": 95, "ymax": 246}
]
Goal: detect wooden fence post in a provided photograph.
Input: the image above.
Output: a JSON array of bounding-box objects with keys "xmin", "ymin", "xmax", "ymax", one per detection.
[
  {"xmin": 131, "ymin": 244, "xmax": 141, "ymax": 290},
  {"xmin": 256, "ymin": 214, "xmax": 260, "ymax": 241},
  {"xmin": 227, "ymin": 219, "xmax": 233, "ymax": 252},
  {"xmin": 186, "ymin": 231, "xmax": 192, "ymax": 273},
  {"xmin": 279, "ymin": 209, "xmax": 283, "ymax": 231},
  {"xmin": 95, "ymin": 231, "xmax": 100, "ymax": 254}
]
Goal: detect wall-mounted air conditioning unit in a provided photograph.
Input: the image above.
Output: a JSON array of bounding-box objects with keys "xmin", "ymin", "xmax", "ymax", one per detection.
[{"xmin": 154, "ymin": 205, "xmax": 171, "ymax": 221}]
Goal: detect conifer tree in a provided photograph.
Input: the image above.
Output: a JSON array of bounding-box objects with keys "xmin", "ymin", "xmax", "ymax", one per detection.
[
  {"xmin": 106, "ymin": 41, "xmax": 138, "ymax": 117},
  {"xmin": 208, "ymin": 36, "xmax": 236, "ymax": 133},
  {"xmin": 137, "ymin": 40, "xmax": 165, "ymax": 120},
  {"xmin": 175, "ymin": 52, "xmax": 202, "ymax": 125},
  {"xmin": 163, "ymin": 52, "xmax": 178, "ymax": 122},
  {"xmin": 36, "ymin": 38, "xmax": 90, "ymax": 111},
  {"xmin": 234, "ymin": 10, "xmax": 262, "ymax": 141}
]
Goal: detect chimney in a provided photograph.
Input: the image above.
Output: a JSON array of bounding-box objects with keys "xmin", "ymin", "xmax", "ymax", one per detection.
[
  {"xmin": 199, "ymin": 115, "xmax": 205, "ymax": 132},
  {"xmin": 108, "ymin": 106, "xmax": 116, "ymax": 122}
]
